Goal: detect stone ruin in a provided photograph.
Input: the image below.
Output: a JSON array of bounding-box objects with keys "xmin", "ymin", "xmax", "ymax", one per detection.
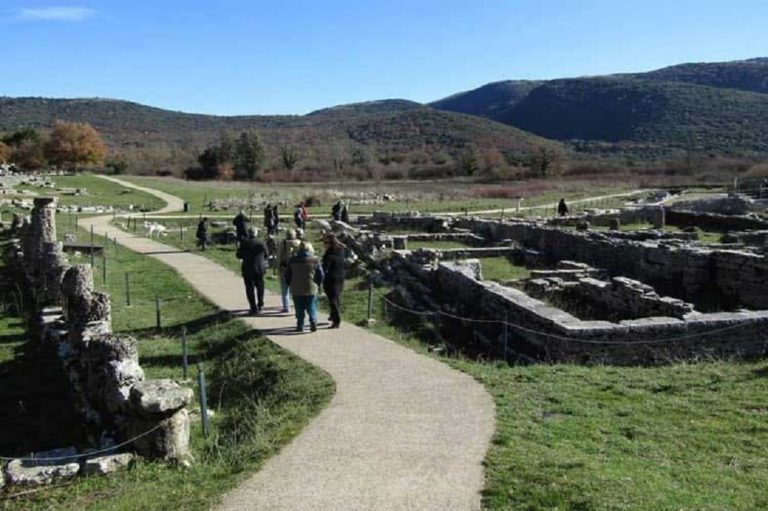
[
  {"xmin": 327, "ymin": 209, "xmax": 768, "ymax": 365},
  {"xmin": 2, "ymin": 197, "xmax": 192, "ymax": 489}
]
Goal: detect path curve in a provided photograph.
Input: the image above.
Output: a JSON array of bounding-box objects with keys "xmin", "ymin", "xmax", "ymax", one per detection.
[{"xmin": 88, "ymin": 176, "xmax": 496, "ymax": 510}]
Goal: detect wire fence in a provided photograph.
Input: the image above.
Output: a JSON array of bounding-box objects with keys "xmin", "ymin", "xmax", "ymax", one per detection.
[
  {"xmin": 372, "ymin": 287, "xmax": 764, "ymax": 347},
  {"xmin": 0, "ymin": 423, "xmax": 165, "ymax": 462}
]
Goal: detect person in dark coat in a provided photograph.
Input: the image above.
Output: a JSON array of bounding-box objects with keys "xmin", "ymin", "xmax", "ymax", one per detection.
[
  {"xmin": 557, "ymin": 198, "xmax": 569, "ymax": 216},
  {"xmin": 321, "ymin": 233, "xmax": 346, "ymax": 329},
  {"xmin": 340, "ymin": 201, "xmax": 349, "ymax": 223},
  {"xmin": 270, "ymin": 204, "xmax": 280, "ymax": 235},
  {"xmin": 196, "ymin": 217, "xmax": 210, "ymax": 251},
  {"xmin": 263, "ymin": 204, "xmax": 274, "ymax": 235},
  {"xmin": 236, "ymin": 227, "xmax": 269, "ymax": 314},
  {"xmin": 331, "ymin": 201, "xmax": 342, "ymax": 221},
  {"xmin": 233, "ymin": 209, "xmax": 248, "ymax": 242}
]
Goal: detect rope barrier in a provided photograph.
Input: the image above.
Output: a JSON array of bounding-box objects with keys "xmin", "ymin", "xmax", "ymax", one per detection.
[
  {"xmin": 374, "ymin": 288, "xmax": 762, "ymax": 346},
  {"xmin": 0, "ymin": 423, "xmax": 165, "ymax": 462}
]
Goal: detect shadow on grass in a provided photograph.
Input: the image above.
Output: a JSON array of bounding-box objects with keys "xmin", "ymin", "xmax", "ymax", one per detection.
[
  {"xmin": 121, "ymin": 310, "xmax": 233, "ymax": 339},
  {"xmin": 0, "ymin": 341, "xmax": 86, "ymax": 456}
]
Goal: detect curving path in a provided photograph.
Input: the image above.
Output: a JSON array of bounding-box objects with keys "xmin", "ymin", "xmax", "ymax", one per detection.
[{"xmin": 88, "ymin": 176, "xmax": 495, "ymax": 510}]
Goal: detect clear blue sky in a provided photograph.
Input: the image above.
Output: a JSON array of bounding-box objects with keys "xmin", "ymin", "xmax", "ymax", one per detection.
[{"xmin": 2, "ymin": 1, "xmax": 766, "ymax": 115}]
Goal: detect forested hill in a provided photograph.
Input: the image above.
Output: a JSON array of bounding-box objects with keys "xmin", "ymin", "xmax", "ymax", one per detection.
[
  {"xmin": 0, "ymin": 97, "xmax": 556, "ymax": 173},
  {"xmin": 430, "ymin": 58, "xmax": 768, "ymax": 158}
]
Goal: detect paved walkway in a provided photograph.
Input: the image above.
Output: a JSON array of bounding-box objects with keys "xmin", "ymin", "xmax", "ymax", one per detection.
[{"xmin": 89, "ymin": 176, "xmax": 495, "ymax": 510}]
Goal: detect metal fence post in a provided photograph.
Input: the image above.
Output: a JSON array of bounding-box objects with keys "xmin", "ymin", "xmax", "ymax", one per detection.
[
  {"xmin": 197, "ymin": 364, "xmax": 209, "ymax": 438},
  {"xmin": 155, "ymin": 295, "xmax": 162, "ymax": 329},
  {"xmin": 102, "ymin": 252, "xmax": 107, "ymax": 284},
  {"xmin": 367, "ymin": 283, "xmax": 374, "ymax": 324},
  {"xmin": 125, "ymin": 272, "xmax": 131, "ymax": 306},
  {"xmin": 502, "ymin": 314, "xmax": 509, "ymax": 361},
  {"xmin": 181, "ymin": 327, "xmax": 189, "ymax": 380}
]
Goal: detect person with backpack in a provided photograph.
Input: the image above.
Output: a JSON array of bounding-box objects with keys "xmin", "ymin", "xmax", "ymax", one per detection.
[
  {"xmin": 277, "ymin": 228, "xmax": 301, "ymax": 313},
  {"xmin": 285, "ymin": 241, "xmax": 324, "ymax": 332},
  {"xmin": 236, "ymin": 227, "xmax": 269, "ymax": 314}
]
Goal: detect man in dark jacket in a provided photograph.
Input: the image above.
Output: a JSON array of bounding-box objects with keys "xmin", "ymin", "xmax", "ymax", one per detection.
[
  {"xmin": 322, "ymin": 233, "xmax": 346, "ymax": 328},
  {"xmin": 233, "ymin": 210, "xmax": 248, "ymax": 242},
  {"xmin": 557, "ymin": 198, "xmax": 569, "ymax": 216},
  {"xmin": 236, "ymin": 227, "xmax": 269, "ymax": 314},
  {"xmin": 285, "ymin": 241, "xmax": 324, "ymax": 332},
  {"xmin": 196, "ymin": 217, "xmax": 210, "ymax": 251}
]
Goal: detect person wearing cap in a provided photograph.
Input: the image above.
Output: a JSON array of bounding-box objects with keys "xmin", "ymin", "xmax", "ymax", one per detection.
[
  {"xmin": 236, "ymin": 227, "xmax": 269, "ymax": 314},
  {"xmin": 322, "ymin": 233, "xmax": 346, "ymax": 329},
  {"xmin": 285, "ymin": 241, "xmax": 324, "ymax": 332},
  {"xmin": 277, "ymin": 228, "xmax": 301, "ymax": 313}
]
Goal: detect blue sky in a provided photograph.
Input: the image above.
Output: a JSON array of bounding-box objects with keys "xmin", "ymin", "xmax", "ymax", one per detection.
[{"xmin": 2, "ymin": 1, "xmax": 766, "ymax": 115}]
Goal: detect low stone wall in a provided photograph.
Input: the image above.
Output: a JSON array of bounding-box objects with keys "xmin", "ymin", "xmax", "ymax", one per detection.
[
  {"xmin": 526, "ymin": 276, "xmax": 695, "ymax": 321},
  {"xmin": 411, "ymin": 261, "xmax": 768, "ymax": 364},
  {"xmin": 666, "ymin": 210, "xmax": 768, "ymax": 232},
  {"xmin": 449, "ymin": 217, "xmax": 768, "ymax": 310}
]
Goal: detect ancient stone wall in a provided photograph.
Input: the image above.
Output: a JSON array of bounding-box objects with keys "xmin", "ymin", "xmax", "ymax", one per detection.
[
  {"xmin": 10, "ymin": 199, "xmax": 192, "ymax": 465},
  {"xmin": 421, "ymin": 261, "xmax": 768, "ymax": 364}
]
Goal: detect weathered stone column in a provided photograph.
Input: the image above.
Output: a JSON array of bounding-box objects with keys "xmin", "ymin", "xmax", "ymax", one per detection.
[
  {"xmin": 61, "ymin": 264, "xmax": 111, "ymax": 338},
  {"xmin": 128, "ymin": 380, "xmax": 193, "ymax": 465}
]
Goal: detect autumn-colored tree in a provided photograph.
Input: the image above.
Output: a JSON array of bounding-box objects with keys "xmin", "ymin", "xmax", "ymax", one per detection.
[
  {"xmin": 530, "ymin": 145, "xmax": 565, "ymax": 178},
  {"xmin": 0, "ymin": 141, "xmax": 10, "ymax": 163},
  {"xmin": 46, "ymin": 121, "xmax": 107, "ymax": 170}
]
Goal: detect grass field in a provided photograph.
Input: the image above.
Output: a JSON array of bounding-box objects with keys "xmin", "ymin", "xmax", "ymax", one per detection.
[
  {"xmin": 7, "ymin": 175, "xmax": 766, "ymax": 509},
  {"xmin": 11, "ymin": 174, "xmax": 165, "ymax": 211},
  {"xmin": 121, "ymin": 175, "xmax": 633, "ymax": 216},
  {"xmin": 114, "ymin": 178, "xmax": 768, "ymax": 510},
  {"xmin": 0, "ymin": 222, "xmax": 333, "ymax": 509}
]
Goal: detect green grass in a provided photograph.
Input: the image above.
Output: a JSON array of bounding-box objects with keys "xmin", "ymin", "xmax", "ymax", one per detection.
[
  {"xmin": 479, "ymin": 257, "xmax": 530, "ymax": 282},
  {"xmin": 107, "ymin": 180, "xmax": 768, "ymax": 510},
  {"xmin": 407, "ymin": 240, "xmax": 472, "ymax": 250},
  {"xmin": 121, "ymin": 175, "xmax": 631, "ymax": 216},
  {"xmin": 464, "ymin": 361, "xmax": 768, "ymax": 511},
  {"xmin": 337, "ymin": 276, "xmax": 768, "ymax": 510},
  {"xmin": 13, "ymin": 174, "xmax": 165, "ymax": 211},
  {"xmin": 1, "ymin": 222, "xmax": 334, "ymax": 509}
]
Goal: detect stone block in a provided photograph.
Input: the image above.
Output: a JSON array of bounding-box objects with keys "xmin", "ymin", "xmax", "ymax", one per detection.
[
  {"xmin": 82, "ymin": 453, "xmax": 135, "ymax": 476},
  {"xmin": 130, "ymin": 379, "xmax": 193, "ymax": 416}
]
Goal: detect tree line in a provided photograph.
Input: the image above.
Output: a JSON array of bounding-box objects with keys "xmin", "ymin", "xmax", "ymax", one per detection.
[{"xmin": 0, "ymin": 121, "xmax": 107, "ymax": 171}]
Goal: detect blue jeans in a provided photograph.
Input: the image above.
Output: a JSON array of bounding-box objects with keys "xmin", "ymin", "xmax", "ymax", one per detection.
[
  {"xmin": 292, "ymin": 295, "xmax": 318, "ymax": 329},
  {"xmin": 280, "ymin": 273, "xmax": 291, "ymax": 311}
]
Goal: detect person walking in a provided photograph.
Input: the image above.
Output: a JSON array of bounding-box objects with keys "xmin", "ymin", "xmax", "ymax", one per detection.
[
  {"xmin": 322, "ymin": 233, "xmax": 346, "ymax": 329},
  {"xmin": 269, "ymin": 204, "xmax": 280, "ymax": 235},
  {"xmin": 196, "ymin": 217, "xmax": 210, "ymax": 251},
  {"xmin": 557, "ymin": 198, "xmax": 569, "ymax": 216},
  {"xmin": 285, "ymin": 241, "xmax": 324, "ymax": 332},
  {"xmin": 340, "ymin": 201, "xmax": 349, "ymax": 223},
  {"xmin": 237, "ymin": 227, "xmax": 269, "ymax": 314},
  {"xmin": 233, "ymin": 209, "xmax": 248, "ymax": 243},
  {"xmin": 331, "ymin": 201, "xmax": 342, "ymax": 221},
  {"xmin": 277, "ymin": 228, "xmax": 301, "ymax": 313}
]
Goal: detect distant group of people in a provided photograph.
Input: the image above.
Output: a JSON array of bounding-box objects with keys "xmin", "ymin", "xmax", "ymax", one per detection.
[{"xmin": 331, "ymin": 200, "xmax": 350, "ymax": 223}]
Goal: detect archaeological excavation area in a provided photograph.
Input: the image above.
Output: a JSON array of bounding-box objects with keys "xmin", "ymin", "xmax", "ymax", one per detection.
[{"xmin": 329, "ymin": 190, "xmax": 768, "ymax": 365}]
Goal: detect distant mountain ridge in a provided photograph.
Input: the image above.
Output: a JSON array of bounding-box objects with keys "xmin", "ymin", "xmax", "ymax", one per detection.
[{"xmin": 430, "ymin": 57, "xmax": 768, "ymax": 157}]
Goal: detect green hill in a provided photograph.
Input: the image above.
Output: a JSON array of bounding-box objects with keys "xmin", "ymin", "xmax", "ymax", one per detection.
[
  {"xmin": 0, "ymin": 97, "xmax": 556, "ymax": 174},
  {"xmin": 429, "ymin": 81, "xmax": 544, "ymax": 121},
  {"xmin": 431, "ymin": 58, "xmax": 768, "ymax": 158}
]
